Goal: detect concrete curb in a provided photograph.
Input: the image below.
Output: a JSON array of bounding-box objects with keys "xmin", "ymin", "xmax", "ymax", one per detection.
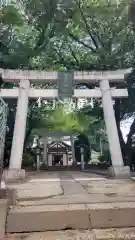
[
  {"xmin": 6, "ymin": 202, "xmax": 135, "ymax": 233},
  {"xmin": 88, "ymin": 202, "xmax": 135, "ymax": 228},
  {"xmin": 6, "ymin": 204, "xmax": 90, "ymax": 233}
]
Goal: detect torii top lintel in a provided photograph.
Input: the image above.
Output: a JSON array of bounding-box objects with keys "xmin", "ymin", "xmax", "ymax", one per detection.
[{"xmin": 0, "ymin": 68, "xmax": 132, "ymax": 84}]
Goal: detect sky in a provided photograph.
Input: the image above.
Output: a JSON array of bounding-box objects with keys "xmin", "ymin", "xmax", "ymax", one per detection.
[{"xmin": 120, "ymin": 118, "xmax": 134, "ymax": 142}]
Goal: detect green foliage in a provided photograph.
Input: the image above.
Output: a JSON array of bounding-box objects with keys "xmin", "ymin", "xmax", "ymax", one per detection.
[
  {"xmin": 98, "ymin": 151, "xmax": 110, "ymax": 163},
  {"xmin": 98, "ymin": 155, "xmax": 105, "ymax": 163},
  {"xmin": 0, "ymin": 5, "xmax": 23, "ymax": 26},
  {"xmin": 89, "ymin": 159, "xmax": 100, "ymax": 165},
  {"xmin": 74, "ymin": 133, "xmax": 91, "ymax": 163},
  {"xmin": 67, "ymin": 0, "xmax": 133, "ymax": 70},
  {"xmin": 40, "ymin": 105, "xmax": 98, "ymax": 135},
  {"xmin": 25, "ymin": 102, "xmax": 56, "ymax": 147},
  {"xmin": 1, "ymin": 0, "xmax": 133, "ymax": 70},
  {"xmin": 22, "ymin": 152, "xmax": 34, "ymax": 167}
]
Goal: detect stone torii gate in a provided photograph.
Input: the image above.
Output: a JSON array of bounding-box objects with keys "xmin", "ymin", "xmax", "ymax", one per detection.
[{"xmin": 0, "ymin": 68, "xmax": 132, "ymax": 179}]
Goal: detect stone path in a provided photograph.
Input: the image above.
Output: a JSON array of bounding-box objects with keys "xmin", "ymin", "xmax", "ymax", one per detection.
[
  {"xmin": 7, "ymin": 171, "xmax": 107, "ymax": 202},
  {"xmin": 7, "ymin": 172, "xmax": 63, "ymax": 200},
  {"xmin": 59, "ymin": 172, "xmax": 88, "ymax": 195},
  {"xmin": 5, "ymin": 171, "xmax": 135, "ymax": 233},
  {"xmin": 7, "ymin": 171, "xmax": 135, "ymax": 206}
]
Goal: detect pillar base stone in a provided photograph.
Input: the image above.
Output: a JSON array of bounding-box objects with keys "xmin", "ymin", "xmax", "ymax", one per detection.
[
  {"xmin": 108, "ymin": 166, "xmax": 130, "ymax": 178},
  {"xmin": 3, "ymin": 169, "xmax": 25, "ymax": 181}
]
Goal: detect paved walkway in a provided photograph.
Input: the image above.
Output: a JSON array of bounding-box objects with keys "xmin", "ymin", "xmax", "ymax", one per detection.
[
  {"xmin": 5, "ymin": 171, "xmax": 135, "ymax": 235},
  {"xmin": 7, "ymin": 171, "xmax": 135, "ymax": 206}
]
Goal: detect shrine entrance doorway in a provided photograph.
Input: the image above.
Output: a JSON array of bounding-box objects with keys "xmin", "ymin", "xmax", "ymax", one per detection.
[{"xmin": 52, "ymin": 155, "xmax": 63, "ymax": 166}]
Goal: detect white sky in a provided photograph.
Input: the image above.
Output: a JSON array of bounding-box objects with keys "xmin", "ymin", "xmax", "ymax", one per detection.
[{"xmin": 120, "ymin": 118, "xmax": 134, "ymax": 142}]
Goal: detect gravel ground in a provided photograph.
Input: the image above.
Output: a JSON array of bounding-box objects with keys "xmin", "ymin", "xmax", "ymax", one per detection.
[{"xmin": 6, "ymin": 228, "xmax": 135, "ymax": 240}]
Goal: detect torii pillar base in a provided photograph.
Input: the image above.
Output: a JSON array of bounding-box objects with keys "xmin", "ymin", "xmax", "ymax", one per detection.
[
  {"xmin": 3, "ymin": 169, "xmax": 25, "ymax": 182},
  {"xmin": 108, "ymin": 166, "xmax": 130, "ymax": 179}
]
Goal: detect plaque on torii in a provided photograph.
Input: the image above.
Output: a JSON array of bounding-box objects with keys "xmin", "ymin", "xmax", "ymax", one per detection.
[{"xmin": 57, "ymin": 71, "xmax": 74, "ymax": 99}]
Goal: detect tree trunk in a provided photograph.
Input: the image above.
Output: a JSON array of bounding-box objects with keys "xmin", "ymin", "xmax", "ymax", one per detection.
[
  {"xmin": 114, "ymin": 99, "xmax": 126, "ymax": 161},
  {"xmin": 126, "ymin": 118, "xmax": 135, "ymax": 168},
  {"xmin": 70, "ymin": 136, "xmax": 76, "ymax": 164},
  {"xmin": 23, "ymin": 127, "xmax": 32, "ymax": 151},
  {"xmin": 126, "ymin": 134, "xmax": 132, "ymax": 168},
  {"xmin": 43, "ymin": 137, "xmax": 48, "ymax": 165}
]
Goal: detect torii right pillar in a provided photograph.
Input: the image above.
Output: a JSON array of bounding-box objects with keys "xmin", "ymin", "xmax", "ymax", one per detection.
[{"xmin": 99, "ymin": 79, "xmax": 130, "ymax": 178}]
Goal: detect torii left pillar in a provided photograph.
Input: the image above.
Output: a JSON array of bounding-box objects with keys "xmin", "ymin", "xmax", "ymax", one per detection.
[{"xmin": 6, "ymin": 79, "xmax": 30, "ymax": 180}]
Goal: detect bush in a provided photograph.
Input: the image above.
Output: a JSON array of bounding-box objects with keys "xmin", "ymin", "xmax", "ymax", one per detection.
[
  {"xmin": 98, "ymin": 151, "xmax": 110, "ymax": 163},
  {"xmin": 89, "ymin": 159, "xmax": 100, "ymax": 165},
  {"xmin": 98, "ymin": 155, "xmax": 105, "ymax": 163},
  {"xmin": 22, "ymin": 152, "xmax": 34, "ymax": 168}
]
